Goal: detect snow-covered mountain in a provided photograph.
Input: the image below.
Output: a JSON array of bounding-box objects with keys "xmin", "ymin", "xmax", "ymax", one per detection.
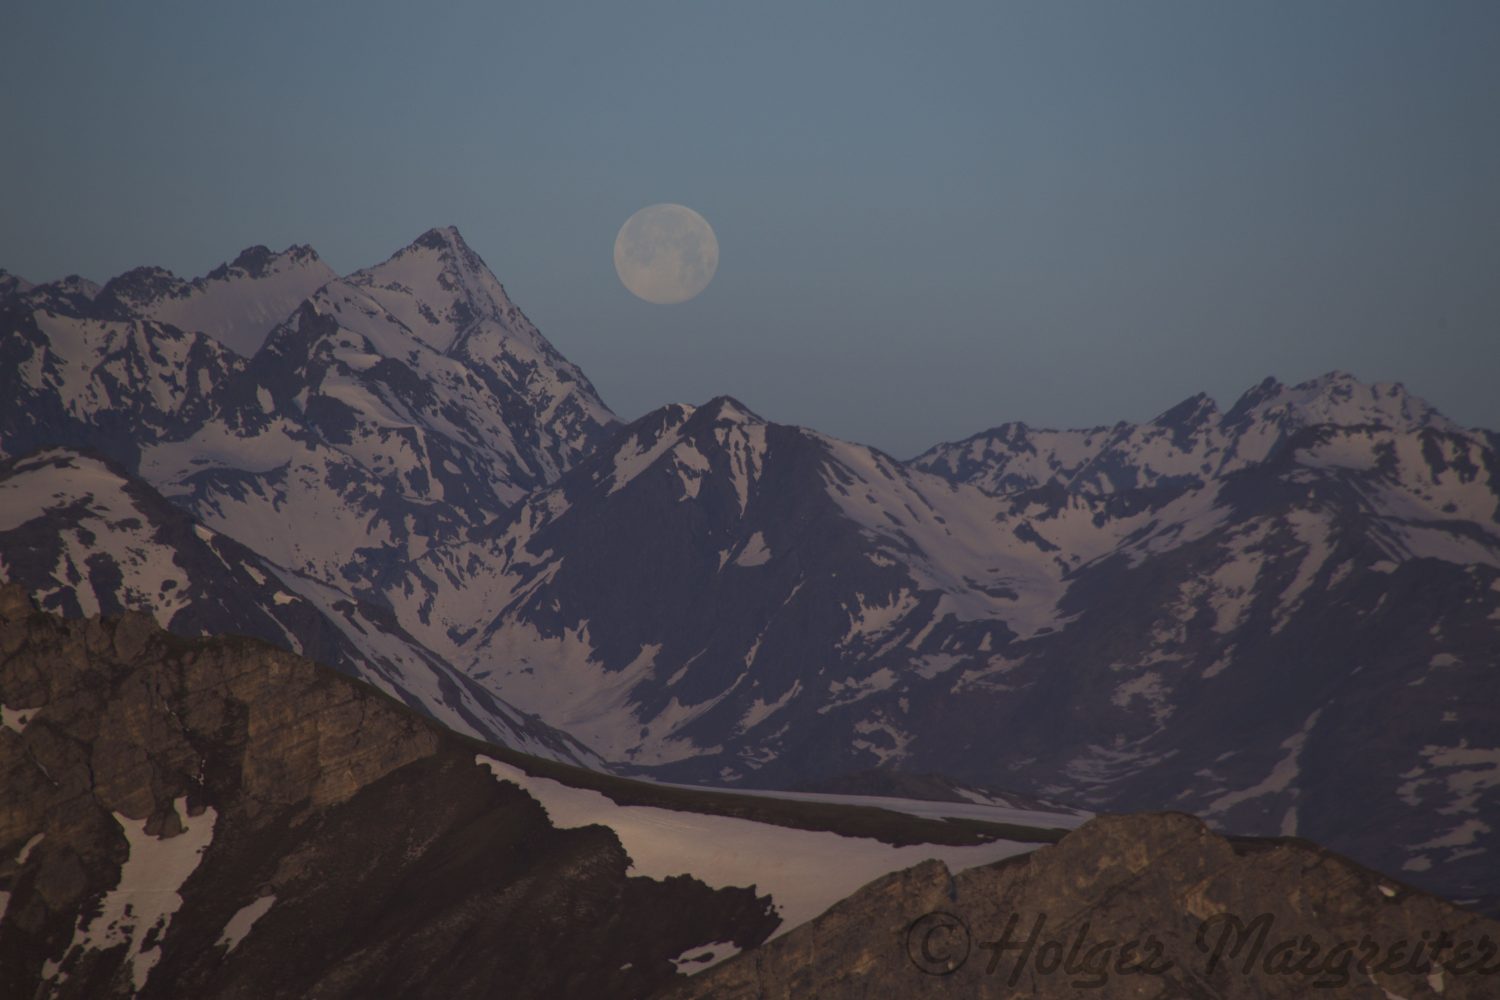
[
  {"xmin": 907, "ymin": 376, "xmax": 1500, "ymax": 907},
  {"xmin": 0, "ymin": 448, "xmax": 600, "ymax": 765},
  {"xmin": 2, "ymin": 227, "xmax": 616, "ymax": 587},
  {"xmin": 374, "ymin": 376, "xmax": 1499, "ymax": 907},
  {"xmin": 93, "ymin": 245, "xmax": 336, "ymax": 357},
  {"xmin": 383, "ymin": 396, "xmax": 1068, "ymax": 768},
  {"xmin": 0, "ymin": 272, "xmax": 32, "ymax": 299},
  {"xmin": 0, "ymin": 229, "xmax": 617, "ymax": 761},
  {"xmin": 912, "ymin": 372, "xmax": 1466, "ymax": 498}
]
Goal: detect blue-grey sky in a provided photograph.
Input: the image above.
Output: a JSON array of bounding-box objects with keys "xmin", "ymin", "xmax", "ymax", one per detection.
[{"xmin": 4, "ymin": 1, "xmax": 1498, "ymax": 456}]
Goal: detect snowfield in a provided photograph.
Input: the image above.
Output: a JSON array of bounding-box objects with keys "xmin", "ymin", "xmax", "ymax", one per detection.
[{"xmin": 478, "ymin": 755, "xmax": 1044, "ymax": 968}]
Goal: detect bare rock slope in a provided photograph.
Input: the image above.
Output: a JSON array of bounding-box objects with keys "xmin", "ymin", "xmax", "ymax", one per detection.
[
  {"xmin": 667, "ymin": 812, "xmax": 1500, "ymax": 999},
  {"xmin": 0, "ymin": 585, "xmax": 776, "ymax": 999}
]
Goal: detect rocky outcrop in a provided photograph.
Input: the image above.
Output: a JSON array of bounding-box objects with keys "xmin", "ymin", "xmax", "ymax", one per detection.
[
  {"xmin": 6, "ymin": 583, "xmax": 1497, "ymax": 999},
  {"xmin": 0, "ymin": 585, "xmax": 776, "ymax": 999},
  {"xmin": 665, "ymin": 812, "xmax": 1500, "ymax": 999}
]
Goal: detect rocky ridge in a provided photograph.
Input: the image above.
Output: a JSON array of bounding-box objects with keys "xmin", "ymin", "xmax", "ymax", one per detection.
[
  {"xmin": 666, "ymin": 811, "xmax": 1500, "ymax": 999},
  {"xmin": 0, "ymin": 585, "xmax": 778, "ymax": 999}
]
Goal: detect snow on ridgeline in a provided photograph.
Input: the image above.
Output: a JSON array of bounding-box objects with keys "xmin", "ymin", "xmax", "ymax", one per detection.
[
  {"xmin": 121, "ymin": 244, "xmax": 337, "ymax": 357},
  {"xmin": 912, "ymin": 371, "xmax": 1471, "ymax": 499}
]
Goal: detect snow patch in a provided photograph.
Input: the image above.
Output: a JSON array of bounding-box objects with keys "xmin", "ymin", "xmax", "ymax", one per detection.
[
  {"xmin": 2, "ymin": 704, "xmax": 37, "ymax": 734},
  {"xmin": 671, "ymin": 940, "xmax": 741, "ymax": 974},
  {"xmin": 734, "ymin": 531, "xmax": 772, "ymax": 567},
  {"xmin": 738, "ymin": 681, "xmax": 801, "ymax": 734},
  {"xmin": 475, "ymin": 755, "xmax": 1036, "ymax": 938},
  {"xmin": 215, "ymin": 894, "xmax": 276, "ymax": 953},
  {"xmin": 48, "ymin": 798, "xmax": 216, "ymax": 992},
  {"xmin": 1207, "ymin": 711, "xmax": 1321, "ymax": 815}
]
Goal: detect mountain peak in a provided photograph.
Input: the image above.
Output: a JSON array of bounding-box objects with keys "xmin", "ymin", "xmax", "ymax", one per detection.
[
  {"xmin": 698, "ymin": 394, "xmax": 764, "ymax": 425},
  {"xmin": 1225, "ymin": 370, "xmax": 1450, "ymax": 433},
  {"xmin": 361, "ymin": 226, "xmax": 495, "ymax": 287},
  {"xmin": 1152, "ymin": 391, "xmax": 1219, "ymax": 430},
  {"xmin": 16, "ymin": 274, "xmax": 101, "ymax": 315},
  {"xmin": 1222, "ymin": 375, "xmax": 1285, "ymax": 423},
  {"xmin": 336, "ymin": 226, "xmax": 522, "ymax": 353},
  {"xmin": 206, "ymin": 242, "xmax": 324, "ymax": 282},
  {"xmin": 409, "ymin": 225, "xmax": 470, "ymax": 253},
  {"xmin": 94, "ymin": 265, "xmax": 188, "ymax": 315},
  {"xmin": 381, "ymin": 226, "xmax": 488, "ymax": 277},
  {"xmin": 89, "ymin": 244, "xmax": 338, "ymax": 355},
  {"xmin": 0, "ymin": 269, "xmax": 34, "ymax": 298}
]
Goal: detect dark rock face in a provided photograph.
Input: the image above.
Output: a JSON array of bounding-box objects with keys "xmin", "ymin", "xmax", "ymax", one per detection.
[
  {"xmin": 665, "ymin": 812, "xmax": 1500, "ymax": 1000},
  {"xmin": 0, "ymin": 586, "xmax": 776, "ymax": 999}
]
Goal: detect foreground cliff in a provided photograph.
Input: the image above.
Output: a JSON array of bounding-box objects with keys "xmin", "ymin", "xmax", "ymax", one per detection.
[
  {"xmin": 0, "ymin": 585, "xmax": 778, "ymax": 999},
  {"xmin": 5, "ymin": 581, "xmax": 1496, "ymax": 999},
  {"xmin": 665, "ymin": 810, "xmax": 1500, "ymax": 999}
]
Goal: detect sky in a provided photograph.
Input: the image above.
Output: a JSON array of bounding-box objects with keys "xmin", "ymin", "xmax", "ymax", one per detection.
[{"xmin": 3, "ymin": 1, "xmax": 1498, "ymax": 457}]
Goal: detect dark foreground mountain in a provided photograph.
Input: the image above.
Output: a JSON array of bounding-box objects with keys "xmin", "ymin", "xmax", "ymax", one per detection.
[
  {"xmin": 665, "ymin": 812, "xmax": 1500, "ymax": 1000},
  {"xmin": 0, "ymin": 585, "xmax": 776, "ymax": 998},
  {"xmin": 4, "ymin": 588, "xmax": 1495, "ymax": 999},
  {"xmin": 0, "ymin": 586, "xmax": 1076, "ymax": 998}
]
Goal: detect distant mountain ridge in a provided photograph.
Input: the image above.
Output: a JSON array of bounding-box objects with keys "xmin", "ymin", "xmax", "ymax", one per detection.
[
  {"xmin": 912, "ymin": 372, "xmax": 1466, "ymax": 499},
  {"xmin": 375, "ymin": 372, "xmax": 1496, "ymax": 906},
  {"xmin": 2, "ymin": 232, "xmax": 1496, "ymax": 912},
  {"xmin": 91, "ymin": 243, "xmax": 334, "ymax": 357}
]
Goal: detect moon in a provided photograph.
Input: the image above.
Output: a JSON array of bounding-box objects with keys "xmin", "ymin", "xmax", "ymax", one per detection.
[{"xmin": 614, "ymin": 204, "xmax": 719, "ymax": 304}]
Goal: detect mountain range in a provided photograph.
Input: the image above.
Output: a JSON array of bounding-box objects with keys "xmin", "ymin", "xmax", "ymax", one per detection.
[{"xmin": 2, "ymin": 229, "xmax": 1496, "ymax": 918}]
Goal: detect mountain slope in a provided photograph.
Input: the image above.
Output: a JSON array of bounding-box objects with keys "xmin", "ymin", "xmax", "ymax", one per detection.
[
  {"xmin": 0, "ymin": 448, "xmax": 600, "ymax": 766},
  {"xmin": 383, "ymin": 395, "xmax": 1069, "ymax": 771},
  {"xmin": 176, "ymin": 226, "xmax": 616, "ymax": 585},
  {"xmin": 93, "ymin": 244, "xmax": 336, "ymax": 357},
  {"xmin": 1, "ymin": 229, "xmax": 619, "ymax": 755},
  {"xmin": 382, "ymin": 379, "xmax": 1500, "ymax": 908},
  {"xmin": 911, "ymin": 372, "xmax": 1464, "ymax": 497},
  {"xmin": 666, "ymin": 812, "xmax": 1500, "ymax": 999},
  {"xmin": 2, "ymin": 227, "xmax": 618, "ymax": 592}
]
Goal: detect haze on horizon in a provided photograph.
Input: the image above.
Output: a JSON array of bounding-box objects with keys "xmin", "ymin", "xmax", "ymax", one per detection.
[{"xmin": 3, "ymin": 1, "xmax": 1497, "ymax": 457}]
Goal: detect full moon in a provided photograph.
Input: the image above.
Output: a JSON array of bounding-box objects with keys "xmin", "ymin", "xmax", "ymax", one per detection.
[{"xmin": 613, "ymin": 203, "xmax": 719, "ymax": 304}]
